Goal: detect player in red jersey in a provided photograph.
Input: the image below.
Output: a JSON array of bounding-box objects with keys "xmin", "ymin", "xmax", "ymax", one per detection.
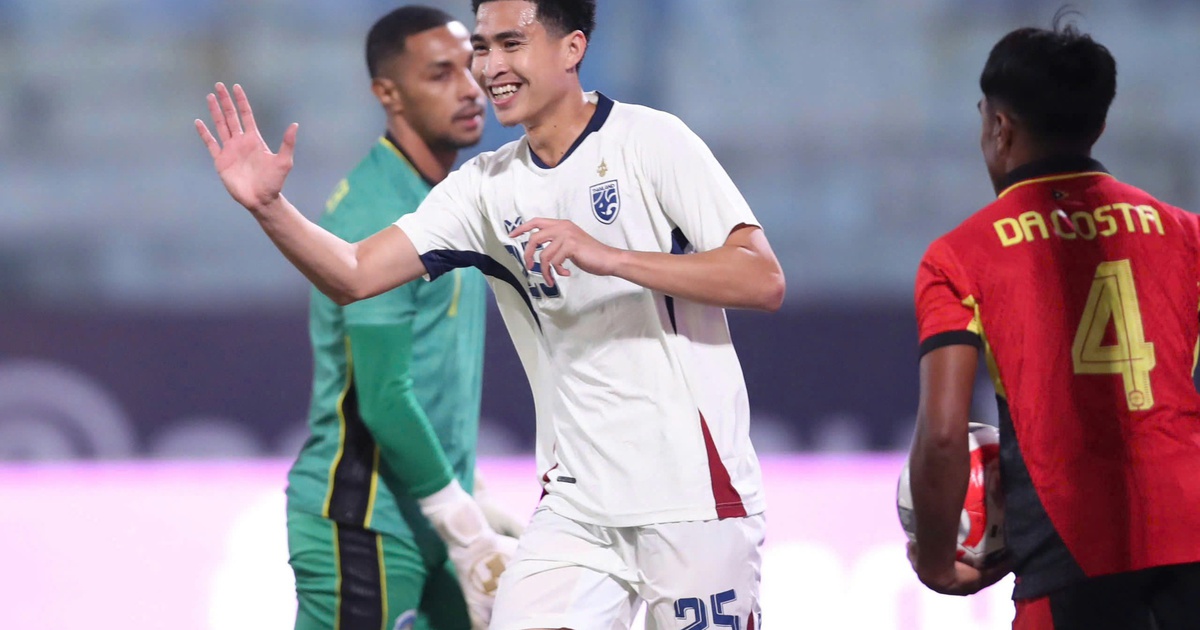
[{"xmin": 906, "ymin": 18, "xmax": 1200, "ymax": 629}]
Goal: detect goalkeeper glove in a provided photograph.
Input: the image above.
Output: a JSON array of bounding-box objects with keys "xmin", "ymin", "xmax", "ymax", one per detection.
[{"xmin": 419, "ymin": 479, "xmax": 517, "ymax": 630}]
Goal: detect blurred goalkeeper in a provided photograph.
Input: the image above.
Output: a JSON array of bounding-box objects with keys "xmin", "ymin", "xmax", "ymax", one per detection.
[{"xmin": 282, "ymin": 6, "xmax": 521, "ymax": 630}]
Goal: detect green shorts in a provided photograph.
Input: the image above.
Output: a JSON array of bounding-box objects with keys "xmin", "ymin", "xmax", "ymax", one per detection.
[{"xmin": 287, "ymin": 510, "xmax": 471, "ymax": 630}]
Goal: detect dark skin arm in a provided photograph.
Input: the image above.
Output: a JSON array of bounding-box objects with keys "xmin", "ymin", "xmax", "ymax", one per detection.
[{"xmin": 909, "ymin": 343, "xmax": 1011, "ymax": 595}]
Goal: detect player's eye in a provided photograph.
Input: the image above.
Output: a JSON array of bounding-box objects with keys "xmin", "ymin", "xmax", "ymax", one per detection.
[{"xmin": 503, "ymin": 40, "xmax": 520, "ymax": 51}]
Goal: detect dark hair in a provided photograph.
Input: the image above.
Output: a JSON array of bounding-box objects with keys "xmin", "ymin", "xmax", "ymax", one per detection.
[
  {"xmin": 366, "ymin": 5, "xmax": 458, "ymax": 78},
  {"xmin": 979, "ymin": 12, "xmax": 1117, "ymax": 147},
  {"xmin": 472, "ymin": 0, "xmax": 596, "ymax": 40}
]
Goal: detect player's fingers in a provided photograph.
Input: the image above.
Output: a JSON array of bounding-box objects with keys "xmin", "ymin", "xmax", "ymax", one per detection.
[
  {"xmin": 233, "ymin": 84, "xmax": 259, "ymax": 135},
  {"xmin": 279, "ymin": 123, "xmax": 299, "ymax": 163},
  {"xmin": 540, "ymin": 241, "xmax": 565, "ymax": 269},
  {"xmin": 522, "ymin": 239, "xmax": 541, "ymax": 272},
  {"xmin": 216, "ymin": 82, "xmax": 243, "ymax": 135},
  {"xmin": 207, "ymin": 93, "xmax": 231, "ymax": 142},
  {"xmin": 523, "ymin": 231, "xmax": 552, "ymax": 270},
  {"xmin": 539, "ymin": 257, "xmax": 558, "ymax": 287},
  {"xmin": 978, "ymin": 561, "xmax": 1012, "ymax": 590},
  {"xmin": 952, "ymin": 562, "xmax": 987, "ymax": 595},
  {"xmin": 508, "ymin": 217, "xmax": 551, "ymax": 238},
  {"xmin": 544, "ymin": 243, "xmax": 575, "ymax": 281},
  {"xmin": 195, "ymin": 120, "xmax": 221, "ymax": 159}
]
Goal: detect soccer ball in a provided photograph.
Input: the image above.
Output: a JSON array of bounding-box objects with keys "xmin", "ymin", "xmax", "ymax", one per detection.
[{"xmin": 896, "ymin": 422, "xmax": 1005, "ymax": 567}]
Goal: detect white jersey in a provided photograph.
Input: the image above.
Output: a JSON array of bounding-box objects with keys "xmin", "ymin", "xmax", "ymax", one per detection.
[{"xmin": 395, "ymin": 92, "xmax": 765, "ymax": 526}]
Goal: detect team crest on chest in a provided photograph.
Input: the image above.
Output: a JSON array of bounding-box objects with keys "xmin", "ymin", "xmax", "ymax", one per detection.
[{"xmin": 589, "ymin": 180, "xmax": 620, "ymax": 224}]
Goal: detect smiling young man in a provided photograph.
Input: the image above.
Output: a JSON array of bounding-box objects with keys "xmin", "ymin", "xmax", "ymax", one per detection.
[
  {"xmin": 908, "ymin": 20, "xmax": 1200, "ymax": 630},
  {"xmin": 196, "ymin": 0, "xmax": 784, "ymax": 628}
]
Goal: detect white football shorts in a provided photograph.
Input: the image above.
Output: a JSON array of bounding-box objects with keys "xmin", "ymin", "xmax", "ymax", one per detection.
[{"xmin": 489, "ymin": 506, "xmax": 765, "ymax": 630}]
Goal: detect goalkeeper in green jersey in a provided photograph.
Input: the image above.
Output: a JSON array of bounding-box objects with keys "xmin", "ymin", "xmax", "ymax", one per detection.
[{"xmin": 283, "ymin": 6, "xmax": 520, "ymax": 629}]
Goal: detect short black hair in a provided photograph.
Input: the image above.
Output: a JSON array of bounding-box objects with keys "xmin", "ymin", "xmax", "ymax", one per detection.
[
  {"xmin": 471, "ymin": 0, "xmax": 596, "ymax": 40},
  {"xmin": 366, "ymin": 5, "xmax": 458, "ymax": 78},
  {"xmin": 980, "ymin": 12, "xmax": 1117, "ymax": 147}
]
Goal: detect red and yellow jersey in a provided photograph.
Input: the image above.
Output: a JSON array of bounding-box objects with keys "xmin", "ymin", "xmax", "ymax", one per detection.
[{"xmin": 915, "ymin": 156, "xmax": 1200, "ymax": 599}]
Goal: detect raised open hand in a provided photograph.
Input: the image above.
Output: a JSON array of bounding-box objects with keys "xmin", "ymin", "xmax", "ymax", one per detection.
[{"xmin": 195, "ymin": 83, "xmax": 298, "ymax": 213}]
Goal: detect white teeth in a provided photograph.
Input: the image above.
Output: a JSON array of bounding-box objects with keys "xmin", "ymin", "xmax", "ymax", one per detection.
[{"xmin": 490, "ymin": 85, "xmax": 518, "ymax": 99}]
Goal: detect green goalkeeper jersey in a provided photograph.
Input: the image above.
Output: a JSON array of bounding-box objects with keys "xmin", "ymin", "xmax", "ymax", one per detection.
[{"xmin": 286, "ymin": 135, "xmax": 487, "ymax": 539}]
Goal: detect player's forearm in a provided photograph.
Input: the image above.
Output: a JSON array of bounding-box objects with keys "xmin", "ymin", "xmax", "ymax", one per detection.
[
  {"xmin": 368, "ymin": 388, "xmax": 457, "ymax": 498},
  {"xmin": 910, "ymin": 345, "xmax": 978, "ymax": 585},
  {"xmin": 613, "ymin": 244, "xmax": 785, "ymax": 311},
  {"xmin": 350, "ymin": 325, "xmax": 456, "ymax": 499},
  {"xmin": 910, "ymin": 410, "xmax": 970, "ymax": 579},
  {"xmin": 252, "ymin": 195, "xmax": 364, "ymax": 304}
]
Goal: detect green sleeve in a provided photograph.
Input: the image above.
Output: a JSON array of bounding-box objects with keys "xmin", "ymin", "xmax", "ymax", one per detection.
[{"xmin": 347, "ymin": 322, "xmax": 455, "ymax": 499}]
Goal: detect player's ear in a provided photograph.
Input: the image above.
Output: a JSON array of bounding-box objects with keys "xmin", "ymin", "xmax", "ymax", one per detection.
[
  {"xmin": 563, "ymin": 30, "xmax": 587, "ymax": 73},
  {"xmin": 371, "ymin": 77, "xmax": 406, "ymax": 115},
  {"xmin": 994, "ymin": 109, "xmax": 1015, "ymax": 155}
]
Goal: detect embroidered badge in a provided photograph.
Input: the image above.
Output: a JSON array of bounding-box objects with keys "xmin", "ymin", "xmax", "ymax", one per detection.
[{"xmin": 589, "ymin": 180, "xmax": 620, "ymax": 224}]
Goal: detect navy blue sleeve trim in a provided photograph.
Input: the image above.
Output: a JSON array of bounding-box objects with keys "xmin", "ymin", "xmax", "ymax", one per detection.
[
  {"xmin": 420, "ymin": 250, "xmax": 541, "ymax": 329},
  {"xmin": 662, "ymin": 227, "xmax": 693, "ymax": 333},
  {"xmin": 670, "ymin": 227, "xmax": 692, "ymax": 255},
  {"xmin": 918, "ymin": 330, "xmax": 982, "ymax": 358}
]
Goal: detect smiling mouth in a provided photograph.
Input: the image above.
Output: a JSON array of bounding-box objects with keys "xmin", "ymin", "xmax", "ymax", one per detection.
[{"xmin": 489, "ymin": 84, "xmax": 520, "ymax": 102}]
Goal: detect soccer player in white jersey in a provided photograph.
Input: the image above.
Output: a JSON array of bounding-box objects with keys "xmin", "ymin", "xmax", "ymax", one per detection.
[{"xmin": 195, "ymin": 1, "xmax": 785, "ymax": 627}]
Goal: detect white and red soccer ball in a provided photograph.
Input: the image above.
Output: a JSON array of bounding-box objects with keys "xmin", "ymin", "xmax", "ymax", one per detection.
[{"xmin": 896, "ymin": 422, "xmax": 1005, "ymax": 567}]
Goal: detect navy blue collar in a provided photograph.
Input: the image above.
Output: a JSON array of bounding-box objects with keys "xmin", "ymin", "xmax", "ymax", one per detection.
[
  {"xmin": 529, "ymin": 92, "xmax": 614, "ymax": 169},
  {"xmin": 998, "ymin": 155, "xmax": 1108, "ymax": 191}
]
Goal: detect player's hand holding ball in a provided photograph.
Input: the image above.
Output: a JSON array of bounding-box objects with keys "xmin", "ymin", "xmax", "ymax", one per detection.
[{"xmin": 897, "ymin": 422, "xmax": 1012, "ymax": 595}]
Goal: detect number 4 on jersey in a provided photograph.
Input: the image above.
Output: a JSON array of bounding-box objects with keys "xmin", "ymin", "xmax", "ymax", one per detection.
[{"xmin": 1071, "ymin": 259, "xmax": 1156, "ymax": 411}]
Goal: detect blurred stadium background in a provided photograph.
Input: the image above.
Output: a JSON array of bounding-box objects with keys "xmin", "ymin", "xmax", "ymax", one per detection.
[{"xmin": 0, "ymin": 0, "xmax": 1197, "ymax": 628}]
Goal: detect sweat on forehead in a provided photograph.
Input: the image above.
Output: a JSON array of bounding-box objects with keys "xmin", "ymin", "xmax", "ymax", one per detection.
[
  {"xmin": 517, "ymin": 4, "xmax": 538, "ymax": 28},
  {"xmin": 474, "ymin": 0, "xmax": 540, "ymax": 32}
]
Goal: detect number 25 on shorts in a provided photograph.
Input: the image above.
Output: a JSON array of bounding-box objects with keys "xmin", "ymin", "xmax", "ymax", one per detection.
[
  {"xmin": 1072, "ymin": 259, "xmax": 1156, "ymax": 411},
  {"xmin": 674, "ymin": 589, "xmax": 743, "ymax": 630}
]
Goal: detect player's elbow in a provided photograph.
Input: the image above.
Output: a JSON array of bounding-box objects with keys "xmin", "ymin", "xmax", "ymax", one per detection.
[
  {"xmin": 765, "ymin": 270, "xmax": 786, "ymax": 312},
  {"xmin": 329, "ymin": 292, "xmax": 357, "ymax": 307},
  {"xmin": 327, "ymin": 282, "xmax": 372, "ymax": 306},
  {"xmin": 751, "ymin": 267, "xmax": 786, "ymax": 312},
  {"xmin": 325, "ymin": 284, "xmax": 359, "ymax": 306},
  {"xmin": 327, "ymin": 244, "xmax": 380, "ymax": 305}
]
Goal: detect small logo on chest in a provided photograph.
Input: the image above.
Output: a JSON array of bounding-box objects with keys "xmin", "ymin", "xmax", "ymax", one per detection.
[
  {"xmin": 589, "ymin": 180, "xmax": 620, "ymax": 224},
  {"xmin": 597, "ymin": 159, "xmax": 608, "ymax": 177}
]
